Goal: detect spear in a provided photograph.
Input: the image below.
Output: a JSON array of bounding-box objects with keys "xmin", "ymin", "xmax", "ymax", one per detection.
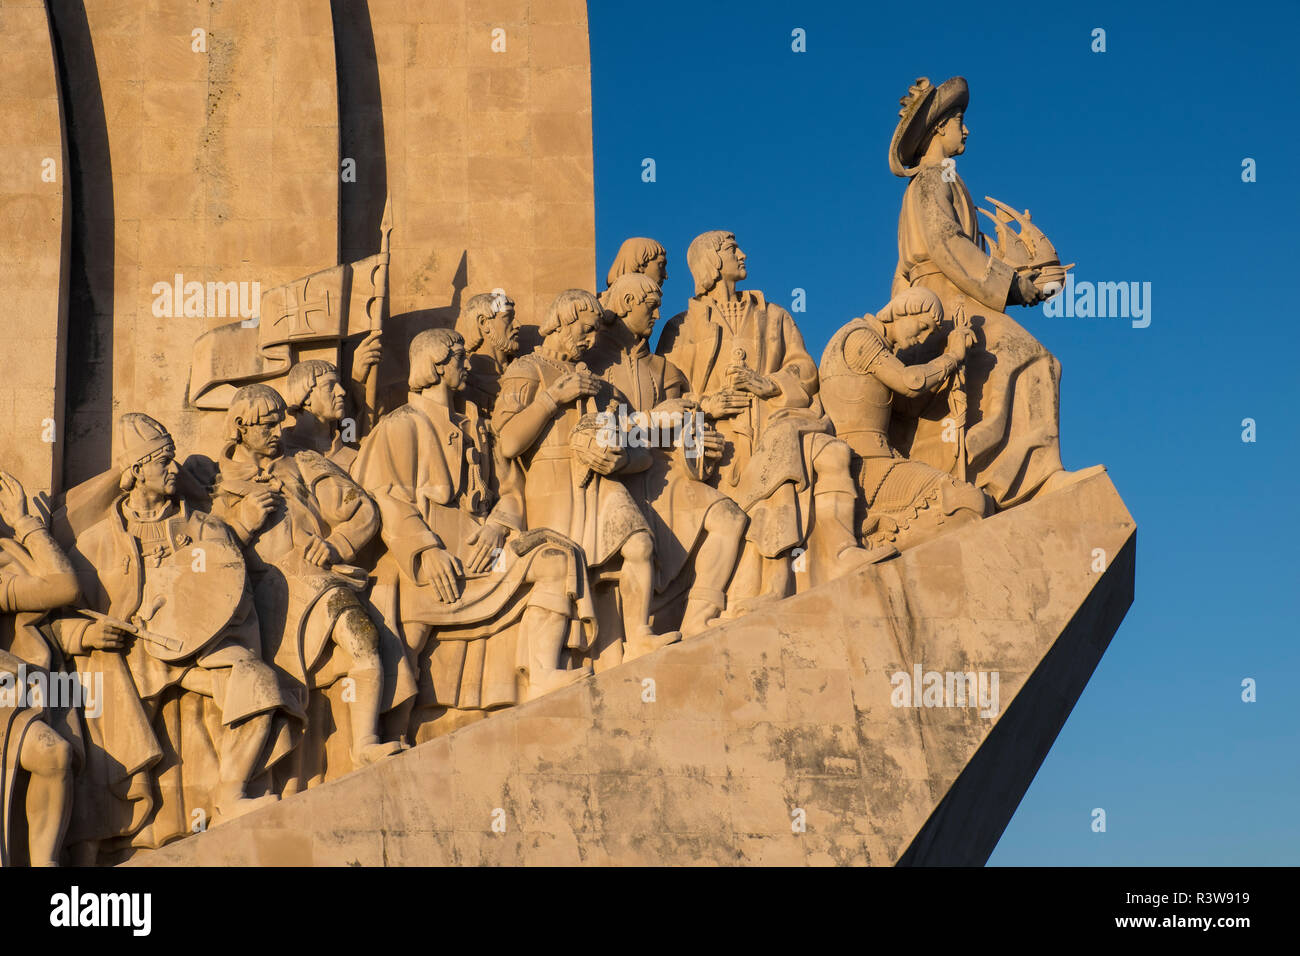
[{"xmin": 363, "ymin": 195, "xmax": 393, "ymax": 431}]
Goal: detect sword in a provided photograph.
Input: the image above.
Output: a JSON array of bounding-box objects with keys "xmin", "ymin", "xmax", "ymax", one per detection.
[
  {"xmin": 947, "ymin": 304, "xmax": 971, "ymax": 483},
  {"xmin": 728, "ymin": 347, "xmax": 756, "ymax": 487}
]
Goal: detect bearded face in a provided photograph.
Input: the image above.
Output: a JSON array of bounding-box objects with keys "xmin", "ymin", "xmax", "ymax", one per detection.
[{"xmin": 551, "ymin": 307, "xmax": 600, "ymax": 360}]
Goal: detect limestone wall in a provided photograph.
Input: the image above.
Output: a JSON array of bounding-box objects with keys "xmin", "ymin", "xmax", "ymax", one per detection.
[
  {"xmin": 6, "ymin": 0, "xmax": 595, "ymax": 491},
  {"xmin": 0, "ymin": 0, "xmax": 69, "ymax": 494}
]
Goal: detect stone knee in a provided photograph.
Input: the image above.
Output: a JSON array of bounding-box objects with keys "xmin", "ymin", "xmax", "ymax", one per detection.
[
  {"xmin": 620, "ymin": 529, "xmax": 655, "ymax": 565},
  {"xmin": 811, "ymin": 436, "xmax": 855, "ymax": 489},
  {"xmin": 704, "ymin": 497, "xmax": 747, "ymax": 537},
  {"xmin": 523, "ymin": 546, "xmax": 571, "ymax": 585},
  {"xmin": 336, "ymin": 605, "xmax": 383, "ymax": 673},
  {"xmin": 943, "ymin": 478, "xmax": 994, "ymax": 521},
  {"xmin": 20, "ymin": 722, "xmax": 73, "ymax": 779}
]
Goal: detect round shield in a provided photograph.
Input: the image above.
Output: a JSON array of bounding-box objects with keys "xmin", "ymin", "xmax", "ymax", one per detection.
[{"xmin": 133, "ymin": 526, "xmax": 247, "ymax": 663}]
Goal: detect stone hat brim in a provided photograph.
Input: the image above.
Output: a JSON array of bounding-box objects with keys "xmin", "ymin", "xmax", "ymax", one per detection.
[{"xmin": 889, "ymin": 76, "xmax": 969, "ymax": 177}]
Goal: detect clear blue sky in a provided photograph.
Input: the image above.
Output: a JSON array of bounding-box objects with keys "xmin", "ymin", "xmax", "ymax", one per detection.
[{"xmin": 588, "ymin": 0, "xmax": 1300, "ymax": 865}]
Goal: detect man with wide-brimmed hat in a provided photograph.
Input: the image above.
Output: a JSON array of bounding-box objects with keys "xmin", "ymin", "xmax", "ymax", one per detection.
[
  {"xmin": 888, "ymin": 76, "xmax": 1096, "ymax": 508},
  {"xmin": 54, "ymin": 412, "xmax": 292, "ymax": 863}
]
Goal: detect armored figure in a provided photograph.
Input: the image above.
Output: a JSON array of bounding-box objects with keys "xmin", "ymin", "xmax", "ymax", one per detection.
[
  {"xmin": 57, "ymin": 414, "xmax": 291, "ymax": 862},
  {"xmin": 0, "ymin": 472, "xmax": 80, "ymax": 866},
  {"xmin": 495, "ymin": 290, "xmax": 680, "ymax": 661},
  {"xmin": 821, "ymin": 288, "xmax": 992, "ymax": 551},
  {"xmin": 353, "ymin": 329, "xmax": 597, "ymax": 742},
  {"xmin": 212, "ymin": 385, "xmax": 400, "ymax": 792},
  {"xmin": 585, "ymin": 272, "xmax": 747, "ymax": 643}
]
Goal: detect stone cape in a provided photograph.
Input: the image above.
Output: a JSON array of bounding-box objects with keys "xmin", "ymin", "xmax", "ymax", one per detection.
[{"xmin": 353, "ymin": 391, "xmax": 598, "ymax": 715}]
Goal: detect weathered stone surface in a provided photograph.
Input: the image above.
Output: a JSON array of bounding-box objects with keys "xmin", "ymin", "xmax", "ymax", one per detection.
[
  {"xmin": 0, "ymin": 0, "xmax": 68, "ymax": 494},
  {"xmin": 362, "ymin": 0, "xmax": 598, "ymax": 411},
  {"xmin": 129, "ymin": 470, "xmax": 1134, "ymax": 866},
  {"xmin": 39, "ymin": 0, "xmax": 596, "ymax": 487},
  {"xmin": 49, "ymin": 0, "xmax": 342, "ymax": 481}
]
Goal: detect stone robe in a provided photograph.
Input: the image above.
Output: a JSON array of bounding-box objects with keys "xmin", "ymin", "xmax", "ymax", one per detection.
[
  {"xmin": 353, "ymin": 391, "xmax": 596, "ymax": 714},
  {"xmin": 213, "ymin": 448, "xmax": 382, "ymax": 790},
  {"xmin": 464, "ymin": 351, "xmax": 506, "ymax": 417},
  {"xmin": 656, "ymin": 291, "xmax": 836, "ymax": 557},
  {"xmin": 494, "ymin": 353, "xmax": 650, "ymax": 568},
  {"xmin": 585, "ymin": 337, "xmax": 731, "ymax": 592},
  {"xmin": 891, "ymin": 164, "xmax": 1064, "ymax": 507}
]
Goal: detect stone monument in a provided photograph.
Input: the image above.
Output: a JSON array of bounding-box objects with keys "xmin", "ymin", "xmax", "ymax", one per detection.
[{"xmin": 0, "ymin": 0, "xmax": 1132, "ymax": 868}]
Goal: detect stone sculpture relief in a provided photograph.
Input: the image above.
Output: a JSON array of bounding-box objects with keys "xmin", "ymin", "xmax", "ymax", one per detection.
[
  {"xmin": 0, "ymin": 472, "xmax": 79, "ymax": 867},
  {"xmin": 587, "ymin": 273, "xmax": 746, "ymax": 644},
  {"xmin": 887, "ymin": 76, "xmax": 1098, "ymax": 505},
  {"xmin": 656, "ymin": 231, "xmax": 894, "ymax": 614},
  {"xmin": 454, "ymin": 292, "xmax": 522, "ymax": 417},
  {"xmin": 0, "ymin": 74, "xmax": 1100, "ymax": 866},
  {"xmin": 354, "ymin": 327, "xmax": 599, "ymax": 744},
  {"xmin": 821, "ymin": 288, "xmax": 992, "ymax": 551},
  {"xmin": 54, "ymin": 415, "xmax": 290, "ymax": 864}
]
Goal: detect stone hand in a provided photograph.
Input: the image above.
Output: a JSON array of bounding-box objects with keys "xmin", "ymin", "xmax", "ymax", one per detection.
[
  {"xmin": 546, "ymin": 369, "xmax": 601, "ymax": 406},
  {"xmin": 84, "ymin": 620, "xmax": 132, "ymax": 652},
  {"xmin": 302, "ymin": 533, "xmax": 339, "ymax": 568},
  {"xmin": 726, "ymin": 365, "xmax": 778, "ymax": 398},
  {"xmin": 420, "ymin": 548, "xmax": 464, "ymax": 604},
  {"xmin": 700, "ymin": 389, "xmax": 750, "ymax": 419},
  {"xmin": 465, "ymin": 522, "xmax": 508, "ymax": 574},
  {"xmin": 0, "ymin": 471, "xmax": 30, "ymax": 526},
  {"xmin": 945, "ymin": 328, "xmax": 975, "ymax": 362},
  {"xmin": 352, "ymin": 330, "xmax": 383, "ymax": 383},
  {"xmin": 576, "ymin": 442, "xmax": 625, "ymax": 475},
  {"xmin": 238, "ymin": 487, "xmax": 277, "ymax": 531},
  {"xmin": 699, "ymin": 427, "xmax": 726, "ymax": 461},
  {"xmin": 1011, "ymin": 270, "xmax": 1047, "ymax": 307}
]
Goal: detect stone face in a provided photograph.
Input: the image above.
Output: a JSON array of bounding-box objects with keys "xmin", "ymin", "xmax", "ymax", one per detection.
[{"xmin": 129, "ymin": 471, "xmax": 1134, "ymax": 866}]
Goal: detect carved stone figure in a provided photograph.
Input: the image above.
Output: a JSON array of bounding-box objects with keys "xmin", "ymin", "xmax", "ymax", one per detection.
[
  {"xmin": 0, "ymin": 472, "xmax": 80, "ymax": 866},
  {"xmin": 656, "ymin": 231, "xmax": 891, "ymax": 610},
  {"xmin": 57, "ymin": 414, "xmax": 291, "ymax": 862},
  {"xmin": 454, "ymin": 291, "xmax": 522, "ymax": 415},
  {"xmin": 605, "ymin": 237, "xmax": 668, "ymax": 288},
  {"xmin": 821, "ymin": 288, "xmax": 992, "ymax": 551},
  {"xmin": 353, "ymin": 329, "xmax": 597, "ymax": 742},
  {"xmin": 212, "ymin": 386, "xmax": 400, "ymax": 792},
  {"xmin": 495, "ymin": 290, "xmax": 681, "ymax": 661},
  {"xmin": 888, "ymin": 76, "xmax": 1098, "ymax": 506},
  {"xmin": 282, "ymin": 359, "xmax": 364, "ymax": 469},
  {"xmin": 585, "ymin": 273, "xmax": 747, "ymax": 643}
]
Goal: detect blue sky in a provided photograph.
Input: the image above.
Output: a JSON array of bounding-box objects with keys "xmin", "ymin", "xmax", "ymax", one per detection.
[{"xmin": 588, "ymin": 0, "xmax": 1300, "ymax": 864}]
